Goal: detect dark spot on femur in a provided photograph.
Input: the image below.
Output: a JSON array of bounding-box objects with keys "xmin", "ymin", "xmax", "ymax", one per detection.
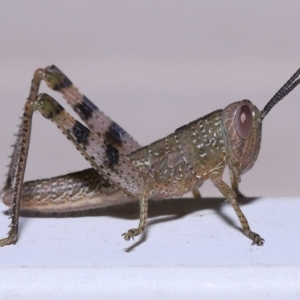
[
  {"xmin": 72, "ymin": 121, "xmax": 90, "ymax": 145},
  {"xmin": 104, "ymin": 122, "xmax": 126, "ymax": 148},
  {"xmin": 46, "ymin": 112, "xmax": 54, "ymax": 119},
  {"xmin": 234, "ymin": 104, "xmax": 253, "ymax": 139},
  {"xmin": 105, "ymin": 143, "xmax": 119, "ymax": 168},
  {"xmin": 54, "ymin": 101, "xmax": 65, "ymax": 114},
  {"xmin": 38, "ymin": 94, "xmax": 65, "ymax": 119},
  {"xmin": 61, "ymin": 76, "xmax": 73, "ymax": 89},
  {"xmin": 74, "ymin": 95, "xmax": 99, "ymax": 121},
  {"xmin": 46, "ymin": 65, "xmax": 73, "ymax": 91}
]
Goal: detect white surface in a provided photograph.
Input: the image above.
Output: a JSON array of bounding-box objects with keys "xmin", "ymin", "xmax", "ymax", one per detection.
[{"xmin": 0, "ymin": 197, "xmax": 300, "ymax": 299}]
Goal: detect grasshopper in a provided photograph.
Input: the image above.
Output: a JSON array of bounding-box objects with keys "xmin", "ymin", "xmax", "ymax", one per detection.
[{"xmin": 0, "ymin": 65, "xmax": 299, "ymax": 247}]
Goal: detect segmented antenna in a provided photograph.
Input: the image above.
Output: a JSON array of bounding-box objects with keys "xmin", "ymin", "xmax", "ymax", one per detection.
[{"xmin": 261, "ymin": 67, "xmax": 300, "ymax": 120}]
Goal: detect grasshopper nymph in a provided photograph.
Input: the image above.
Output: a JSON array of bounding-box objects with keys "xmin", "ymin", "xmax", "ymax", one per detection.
[{"xmin": 1, "ymin": 66, "xmax": 300, "ymax": 247}]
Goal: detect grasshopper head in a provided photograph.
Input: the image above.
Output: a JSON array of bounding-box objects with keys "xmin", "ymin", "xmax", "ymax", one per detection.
[
  {"xmin": 222, "ymin": 100, "xmax": 262, "ymax": 176},
  {"xmin": 221, "ymin": 67, "xmax": 300, "ymax": 177}
]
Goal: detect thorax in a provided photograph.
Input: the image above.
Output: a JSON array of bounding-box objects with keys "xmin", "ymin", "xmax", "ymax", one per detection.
[{"xmin": 128, "ymin": 110, "xmax": 228, "ymax": 192}]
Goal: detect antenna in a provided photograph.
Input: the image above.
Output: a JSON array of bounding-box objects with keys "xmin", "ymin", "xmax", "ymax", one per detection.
[{"xmin": 261, "ymin": 67, "xmax": 300, "ymax": 120}]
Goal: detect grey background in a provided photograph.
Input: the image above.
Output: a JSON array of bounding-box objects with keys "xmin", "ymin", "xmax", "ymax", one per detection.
[{"xmin": 0, "ymin": 1, "xmax": 300, "ymax": 198}]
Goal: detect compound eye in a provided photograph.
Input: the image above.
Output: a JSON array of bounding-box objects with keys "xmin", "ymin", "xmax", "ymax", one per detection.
[{"xmin": 234, "ymin": 105, "xmax": 253, "ymax": 139}]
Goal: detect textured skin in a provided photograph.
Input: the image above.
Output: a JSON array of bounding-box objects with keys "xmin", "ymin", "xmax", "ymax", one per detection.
[
  {"xmin": 3, "ymin": 105, "xmax": 259, "ymax": 211},
  {"xmin": 6, "ymin": 110, "xmax": 227, "ymax": 211},
  {"xmin": 129, "ymin": 110, "xmax": 227, "ymax": 198},
  {"xmin": 2, "ymin": 169, "xmax": 130, "ymax": 212},
  {"xmin": 0, "ymin": 65, "xmax": 265, "ymax": 246}
]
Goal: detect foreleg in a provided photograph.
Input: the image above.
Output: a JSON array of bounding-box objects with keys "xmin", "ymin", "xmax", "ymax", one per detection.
[
  {"xmin": 210, "ymin": 171, "xmax": 264, "ymax": 245},
  {"xmin": 229, "ymin": 168, "xmax": 245, "ymax": 198}
]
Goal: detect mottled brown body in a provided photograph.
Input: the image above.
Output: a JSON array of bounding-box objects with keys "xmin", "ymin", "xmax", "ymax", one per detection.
[
  {"xmin": 1, "ymin": 65, "xmax": 299, "ymax": 247},
  {"xmin": 129, "ymin": 110, "xmax": 227, "ymax": 197},
  {"xmin": 4, "ymin": 107, "xmax": 256, "ymax": 209}
]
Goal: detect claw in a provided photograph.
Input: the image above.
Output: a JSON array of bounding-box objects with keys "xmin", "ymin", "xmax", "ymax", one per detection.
[
  {"xmin": 249, "ymin": 231, "xmax": 265, "ymax": 246},
  {"xmin": 0, "ymin": 229, "xmax": 17, "ymax": 247},
  {"xmin": 251, "ymin": 237, "xmax": 265, "ymax": 246},
  {"xmin": 122, "ymin": 229, "xmax": 139, "ymax": 241}
]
